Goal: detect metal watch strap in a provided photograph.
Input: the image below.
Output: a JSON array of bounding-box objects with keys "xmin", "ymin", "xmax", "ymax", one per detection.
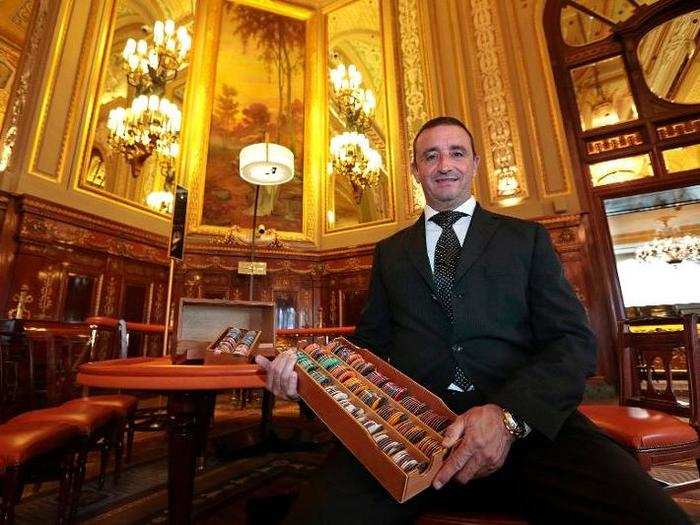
[{"xmin": 502, "ymin": 409, "xmax": 526, "ymax": 439}]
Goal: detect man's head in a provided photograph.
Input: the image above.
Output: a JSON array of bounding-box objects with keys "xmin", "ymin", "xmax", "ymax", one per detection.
[{"xmin": 411, "ymin": 116, "xmax": 479, "ymax": 211}]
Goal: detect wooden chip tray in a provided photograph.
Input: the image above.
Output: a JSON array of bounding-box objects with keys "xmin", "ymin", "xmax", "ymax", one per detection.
[{"xmin": 292, "ymin": 336, "xmax": 457, "ymax": 502}]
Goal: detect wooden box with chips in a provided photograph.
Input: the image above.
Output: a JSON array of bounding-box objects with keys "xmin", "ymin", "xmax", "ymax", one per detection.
[
  {"xmin": 173, "ymin": 298, "xmax": 276, "ymax": 364},
  {"xmin": 291, "ymin": 336, "xmax": 457, "ymax": 502}
]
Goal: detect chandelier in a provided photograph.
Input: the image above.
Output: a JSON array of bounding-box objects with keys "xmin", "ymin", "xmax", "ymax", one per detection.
[
  {"xmin": 329, "ymin": 61, "xmax": 382, "ymax": 203},
  {"xmin": 330, "ymin": 132, "xmax": 381, "ymax": 202},
  {"xmin": 107, "ymin": 19, "xmax": 190, "ymax": 184},
  {"xmin": 635, "ymin": 217, "xmax": 700, "ymax": 265},
  {"xmin": 121, "ymin": 20, "xmax": 191, "ymax": 94},
  {"xmin": 106, "ymin": 94, "xmax": 181, "ymax": 177}
]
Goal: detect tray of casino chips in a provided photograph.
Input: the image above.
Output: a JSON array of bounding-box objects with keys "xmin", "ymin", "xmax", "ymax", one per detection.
[
  {"xmin": 204, "ymin": 327, "xmax": 262, "ymax": 364},
  {"xmin": 289, "ymin": 336, "xmax": 457, "ymax": 502}
]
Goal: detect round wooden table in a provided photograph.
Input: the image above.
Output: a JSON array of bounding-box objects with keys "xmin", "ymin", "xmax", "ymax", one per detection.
[{"xmin": 77, "ymin": 357, "xmax": 266, "ymax": 525}]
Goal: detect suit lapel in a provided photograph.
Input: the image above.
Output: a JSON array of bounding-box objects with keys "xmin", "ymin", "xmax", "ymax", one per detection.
[
  {"xmin": 454, "ymin": 203, "xmax": 500, "ymax": 286},
  {"xmin": 403, "ymin": 214, "xmax": 437, "ymax": 295}
]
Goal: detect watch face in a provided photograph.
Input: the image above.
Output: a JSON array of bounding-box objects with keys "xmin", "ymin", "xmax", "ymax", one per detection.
[{"xmin": 502, "ymin": 410, "xmax": 523, "ymax": 437}]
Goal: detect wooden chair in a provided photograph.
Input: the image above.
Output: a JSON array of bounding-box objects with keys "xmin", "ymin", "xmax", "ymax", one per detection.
[{"xmin": 580, "ymin": 313, "xmax": 700, "ymax": 493}]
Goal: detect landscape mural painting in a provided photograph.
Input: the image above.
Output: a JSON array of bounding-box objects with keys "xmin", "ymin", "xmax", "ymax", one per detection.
[{"xmin": 202, "ymin": 3, "xmax": 305, "ymax": 232}]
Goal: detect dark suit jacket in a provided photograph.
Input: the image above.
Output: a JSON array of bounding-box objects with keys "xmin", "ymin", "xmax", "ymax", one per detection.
[{"xmin": 350, "ymin": 203, "xmax": 597, "ymax": 440}]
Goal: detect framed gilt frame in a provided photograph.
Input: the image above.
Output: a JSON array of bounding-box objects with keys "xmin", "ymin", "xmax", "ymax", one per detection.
[{"xmin": 179, "ymin": 0, "xmax": 323, "ymax": 245}]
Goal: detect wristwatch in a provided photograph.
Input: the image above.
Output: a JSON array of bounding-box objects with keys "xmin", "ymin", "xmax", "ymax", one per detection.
[{"xmin": 501, "ymin": 409, "xmax": 527, "ymax": 439}]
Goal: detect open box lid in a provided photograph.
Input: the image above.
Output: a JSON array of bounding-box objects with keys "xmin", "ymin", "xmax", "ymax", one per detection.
[{"xmin": 176, "ymin": 298, "xmax": 276, "ymax": 347}]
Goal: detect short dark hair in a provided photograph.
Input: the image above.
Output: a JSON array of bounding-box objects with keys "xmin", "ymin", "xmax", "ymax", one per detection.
[{"xmin": 411, "ymin": 116, "xmax": 477, "ymax": 162}]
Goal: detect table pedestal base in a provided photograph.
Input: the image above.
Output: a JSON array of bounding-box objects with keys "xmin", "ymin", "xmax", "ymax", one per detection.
[{"xmin": 167, "ymin": 391, "xmax": 215, "ymax": 525}]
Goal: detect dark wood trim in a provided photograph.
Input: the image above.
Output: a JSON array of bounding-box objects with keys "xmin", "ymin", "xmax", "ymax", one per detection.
[{"xmin": 544, "ymin": 0, "xmax": 700, "ymax": 387}]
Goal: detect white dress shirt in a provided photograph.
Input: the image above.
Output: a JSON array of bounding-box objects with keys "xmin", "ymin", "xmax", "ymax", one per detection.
[{"xmin": 424, "ymin": 196, "xmax": 476, "ymax": 272}]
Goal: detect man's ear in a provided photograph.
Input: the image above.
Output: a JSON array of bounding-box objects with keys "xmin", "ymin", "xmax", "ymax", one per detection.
[
  {"xmin": 411, "ymin": 160, "xmax": 418, "ymax": 180},
  {"xmin": 473, "ymin": 154, "xmax": 481, "ymax": 172}
]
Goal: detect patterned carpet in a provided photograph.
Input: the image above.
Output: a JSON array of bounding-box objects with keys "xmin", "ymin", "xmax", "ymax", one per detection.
[{"xmin": 10, "ymin": 395, "xmax": 700, "ymax": 524}]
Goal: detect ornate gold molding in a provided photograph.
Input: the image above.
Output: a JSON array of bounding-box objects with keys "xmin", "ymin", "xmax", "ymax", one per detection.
[
  {"xmin": 532, "ymin": 0, "xmax": 575, "ymax": 196},
  {"xmin": 0, "ymin": 41, "xmax": 20, "ymax": 129},
  {"xmin": 470, "ymin": 0, "xmax": 528, "ymax": 203},
  {"xmin": 28, "ymin": 0, "xmax": 77, "ymax": 181},
  {"xmin": 0, "ymin": 0, "xmax": 50, "ymax": 175},
  {"xmin": 396, "ymin": 0, "xmax": 429, "ymax": 215},
  {"xmin": 40, "ymin": 0, "xmax": 100, "ymax": 183}
]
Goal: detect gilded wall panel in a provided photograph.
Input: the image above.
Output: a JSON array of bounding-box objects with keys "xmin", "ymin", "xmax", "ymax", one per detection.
[
  {"xmin": 31, "ymin": 0, "xmax": 89, "ymax": 181},
  {"xmin": 0, "ymin": 40, "xmax": 20, "ymax": 133},
  {"xmin": 396, "ymin": 0, "xmax": 429, "ymax": 215},
  {"xmin": 469, "ymin": 0, "xmax": 529, "ymax": 204}
]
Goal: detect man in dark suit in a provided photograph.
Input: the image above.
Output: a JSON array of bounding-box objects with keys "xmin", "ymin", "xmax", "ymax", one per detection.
[{"xmin": 258, "ymin": 117, "xmax": 690, "ymax": 524}]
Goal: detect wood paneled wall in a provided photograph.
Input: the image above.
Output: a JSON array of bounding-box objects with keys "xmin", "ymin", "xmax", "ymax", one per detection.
[{"xmin": 0, "ymin": 191, "xmax": 611, "ymax": 381}]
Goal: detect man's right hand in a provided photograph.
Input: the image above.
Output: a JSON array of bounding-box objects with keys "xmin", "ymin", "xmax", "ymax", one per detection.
[{"xmin": 255, "ymin": 349, "xmax": 299, "ymax": 400}]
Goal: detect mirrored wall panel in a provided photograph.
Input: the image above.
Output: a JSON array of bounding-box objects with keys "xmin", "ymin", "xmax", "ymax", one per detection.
[
  {"xmin": 326, "ymin": 0, "xmax": 393, "ymax": 230},
  {"xmin": 0, "ymin": 1, "xmax": 37, "ymax": 134},
  {"xmin": 604, "ymin": 185, "xmax": 700, "ymax": 319},
  {"xmin": 570, "ymin": 56, "xmax": 638, "ymax": 131},
  {"xmin": 638, "ymin": 9, "xmax": 700, "ymax": 105},
  {"xmin": 80, "ymin": 0, "xmax": 193, "ymax": 215}
]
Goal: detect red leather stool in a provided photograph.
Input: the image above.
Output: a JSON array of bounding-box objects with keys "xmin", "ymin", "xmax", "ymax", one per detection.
[
  {"xmin": 0, "ymin": 421, "xmax": 81, "ymax": 525},
  {"xmin": 9, "ymin": 403, "xmax": 120, "ymax": 520},
  {"xmin": 64, "ymin": 394, "xmax": 138, "ymax": 484}
]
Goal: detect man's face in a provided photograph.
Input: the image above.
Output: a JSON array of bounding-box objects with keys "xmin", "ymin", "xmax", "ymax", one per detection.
[{"xmin": 411, "ymin": 125, "xmax": 479, "ymax": 211}]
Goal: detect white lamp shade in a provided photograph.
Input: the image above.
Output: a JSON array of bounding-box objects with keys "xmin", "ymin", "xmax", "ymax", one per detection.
[{"xmin": 239, "ymin": 142, "xmax": 294, "ymax": 185}]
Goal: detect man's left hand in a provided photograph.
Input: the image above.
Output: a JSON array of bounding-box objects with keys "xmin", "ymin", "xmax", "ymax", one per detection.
[{"xmin": 432, "ymin": 404, "xmax": 515, "ymax": 489}]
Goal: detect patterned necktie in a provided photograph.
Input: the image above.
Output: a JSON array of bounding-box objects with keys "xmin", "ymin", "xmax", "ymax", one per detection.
[
  {"xmin": 430, "ymin": 210, "xmax": 474, "ymax": 392},
  {"xmin": 430, "ymin": 210, "xmax": 467, "ymax": 321}
]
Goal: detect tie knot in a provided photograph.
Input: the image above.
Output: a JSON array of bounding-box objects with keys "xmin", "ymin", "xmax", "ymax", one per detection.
[{"xmin": 430, "ymin": 210, "xmax": 467, "ymax": 229}]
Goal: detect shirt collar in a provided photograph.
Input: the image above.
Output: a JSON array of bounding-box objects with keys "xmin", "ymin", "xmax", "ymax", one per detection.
[{"xmin": 424, "ymin": 196, "xmax": 476, "ymax": 223}]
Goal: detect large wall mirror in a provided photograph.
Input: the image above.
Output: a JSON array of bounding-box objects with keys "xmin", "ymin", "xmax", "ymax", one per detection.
[
  {"xmin": 325, "ymin": 0, "xmax": 396, "ymax": 231},
  {"xmin": 637, "ymin": 9, "xmax": 699, "ymax": 105},
  {"xmin": 79, "ymin": 0, "xmax": 194, "ymax": 215},
  {"xmin": 604, "ymin": 185, "xmax": 700, "ymax": 319},
  {"xmin": 0, "ymin": 1, "xmax": 37, "ymax": 140}
]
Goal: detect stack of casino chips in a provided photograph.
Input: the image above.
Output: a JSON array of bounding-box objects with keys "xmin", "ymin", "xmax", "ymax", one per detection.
[
  {"xmin": 394, "ymin": 419, "xmax": 427, "ymax": 444},
  {"xmin": 365, "ymin": 371, "xmax": 390, "ymax": 388},
  {"xmin": 372, "ymin": 432, "xmax": 427, "ymax": 474},
  {"xmin": 296, "ymin": 352, "xmax": 317, "ymax": 372},
  {"xmin": 415, "ymin": 435, "xmax": 444, "ymax": 457},
  {"xmin": 376, "ymin": 405, "xmax": 409, "ymax": 426},
  {"xmin": 399, "ymin": 396, "xmax": 429, "ymax": 416},
  {"xmin": 234, "ymin": 330, "xmax": 259, "ymax": 355},
  {"xmin": 418, "ymin": 410, "xmax": 452, "ymax": 432},
  {"xmin": 382, "ymin": 381, "xmax": 408, "ymax": 401},
  {"xmin": 211, "ymin": 328, "xmax": 261, "ymax": 357},
  {"xmin": 212, "ymin": 328, "xmax": 242, "ymax": 354}
]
